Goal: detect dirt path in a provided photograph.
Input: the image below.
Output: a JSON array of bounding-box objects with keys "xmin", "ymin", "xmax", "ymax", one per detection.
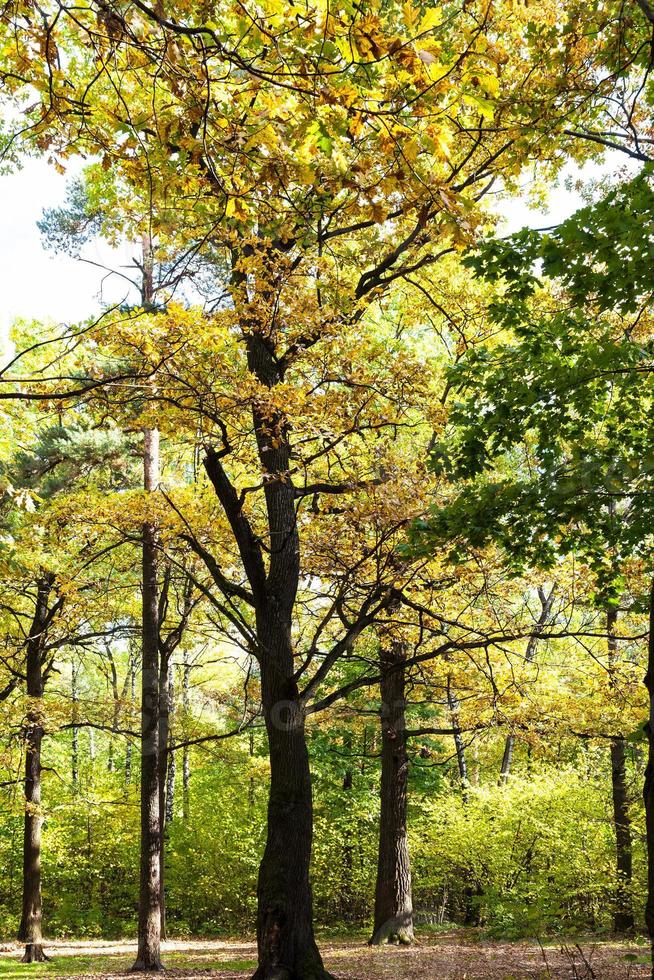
[
  {"xmin": 324, "ymin": 935, "xmax": 650, "ymax": 978},
  {"xmin": 0, "ymin": 935, "xmax": 649, "ymax": 978}
]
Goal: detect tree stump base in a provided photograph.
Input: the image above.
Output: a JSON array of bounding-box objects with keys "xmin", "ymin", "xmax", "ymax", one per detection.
[{"xmin": 21, "ymin": 943, "xmax": 50, "ymax": 963}]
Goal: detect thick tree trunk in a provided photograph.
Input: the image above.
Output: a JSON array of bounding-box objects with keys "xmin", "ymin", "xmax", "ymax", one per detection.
[
  {"xmin": 253, "ymin": 637, "xmax": 333, "ymax": 980},
  {"xmin": 18, "ymin": 573, "xmax": 53, "ymax": 964},
  {"xmin": 607, "ymin": 606, "xmax": 634, "ymax": 933},
  {"xmin": 204, "ymin": 319, "xmax": 334, "ymax": 979},
  {"xmin": 131, "ymin": 428, "xmax": 163, "ymax": 972},
  {"xmin": 19, "ymin": 723, "xmax": 47, "ymax": 963},
  {"xmin": 370, "ymin": 642, "xmax": 414, "ymax": 947},
  {"xmin": 643, "ymin": 577, "xmax": 654, "ymax": 976}
]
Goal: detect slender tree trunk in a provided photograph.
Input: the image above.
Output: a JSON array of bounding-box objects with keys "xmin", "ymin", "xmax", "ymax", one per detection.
[
  {"xmin": 340, "ymin": 732, "xmax": 354, "ymax": 921},
  {"xmin": 447, "ymin": 676, "xmax": 480, "ymax": 926},
  {"xmin": 500, "ymin": 585, "xmax": 556, "ymax": 784},
  {"xmin": 107, "ymin": 645, "xmax": 120, "ymax": 773},
  {"xmin": 252, "ymin": 622, "xmax": 333, "ymax": 980},
  {"xmin": 370, "ymin": 641, "xmax": 414, "ymax": 946},
  {"xmin": 182, "ymin": 651, "xmax": 191, "ymax": 820},
  {"xmin": 248, "ymin": 728, "xmax": 256, "ymax": 811},
  {"xmin": 643, "ymin": 576, "xmax": 654, "ymax": 976},
  {"xmin": 158, "ymin": 653, "xmax": 170, "ymax": 942},
  {"xmin": 611, "ymin": 737, "xmax": 634, "ymax": 931},
  {"xmin": 447, "ymin": 679, "xmax": 468, "ymax": 798},
  {"xmin": 71, "ymin": 661, "xmax": 79, "ymax": 791},
  {"xmin": 608, "ymin": 606, "xmax": 634, "ymax": 933},
  {"xmin": 131, "ymin": 427, "xmax": 163, "ymax": 972},
  {"xmin": 165, "ymin": 668, "xmax": 175, "ymax": 825},
  {"xmin": 18, "ymin": 573, "xmax": 54, "ymax": 963},
  {"xmin": 158, "ymin": 659, "xmax": 177, "ymax": 937},
  {"xmin": 499, "ymin": 736, "xmax": 514, "ymax": 783},
  {"xmin": 126, "ymin": 651, "xmax": 136, "ymax": 787},
  {"xmin": 470, "ymin": 741, "xmax": 480, "ymax": 787}
]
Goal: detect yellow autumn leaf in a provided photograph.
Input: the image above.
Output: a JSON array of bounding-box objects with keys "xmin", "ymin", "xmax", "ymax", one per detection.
[
  {"xmin": 418, "ymin": 7, "xmax": 442, "ymax": 34},
  {"xmin": 404, "ymin": 138, "xmax": 420, "ymax": 162},
  {"xmin": 478, "ymin": 73, "xmax": 500, "ymax": 98},
  {"xmin": 402, "ymin": 3, "xmax": 416, "ymax": 28},
  {"xmin": 462, "ymin": 92, "xmax": 494, "ymax": 120}
]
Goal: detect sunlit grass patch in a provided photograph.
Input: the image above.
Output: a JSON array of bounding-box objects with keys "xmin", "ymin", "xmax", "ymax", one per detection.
[{"xmin": 0, "ymin": 951, "xmax": 258, "ymax": 977}]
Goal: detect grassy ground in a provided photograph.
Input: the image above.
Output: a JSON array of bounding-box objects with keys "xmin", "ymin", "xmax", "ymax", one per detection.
[
  {"xmin": 0, "ymin": 940, "xmax": 262, "ymax": 979},
  {"xmin": 0, "ymin": 934, "xmax": 650, "ymax": 978}
]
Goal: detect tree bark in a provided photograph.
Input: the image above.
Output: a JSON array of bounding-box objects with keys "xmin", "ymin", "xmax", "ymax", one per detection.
[
  {"xmin": 499, "ymin": 735, "xmax": 514, "ymax": 784},
  {"xmin": 611, "ymin": 736, "xmax": 634, "ymax": 932},
  {"xmin": 204, "ymin": 313, "xmax": 334, "ymax": 979},
  {"xmin": 607, "ymin": 606, "xmax": 634, "ymax": 933},
  {"xmin": 447, "ymin": 676, "xmax": 481, "ymax": 925},
  {"xmin": 19, "ymin": 721, "xmax": 47, "ymax": 964},
  {"xmin": 71, "ymin": 660, "xmax": 79, "ymax": 791},
  {"xmin": 340, "ymin": 732, "xmax": 355, "ymax": 920},
  {"xmin": 165, "ymin": 667, "xmax": 176, "ymax": 825},
  {"xmin": 182, "ymin": 651, "xmax": 190, "ymax": 820},
  {"xmin": 500, "ymin": 585, "xmax": 556, "ymax": 784},
  {"xmin": 18, "ymin": 572, "xmax": 54, "ymax": 963},
  {"xmin": 105, "ymin": 643, "xmax": 121, "ymax": 774},
  {"xmin": 253, "ymin": 623, "xmax": 334, "ymax": 980},
  {"xmin": 447, "ymin": 679, "xmax": 468, "ymax": 798},
  {"xmin": 158, "ymin": 655, "xmax": 176, "ymax": 939},
  {"xmin": 126, "ymin": 648, "xmax": 136, "ymax": 786},
  {"xmin": 131, "ymin": 427, "xmax": 163, "ymax": 972},
  {"xmin": 158, "ymin": 651, "xmax": 170, "ymax": 942},
  {"xmin": 643, "ymin": 576, "xmax": 654, "ymax": 976},
  {"xmin": 370, "ymin": 641, "xmax": 414, "ymax": 946}
]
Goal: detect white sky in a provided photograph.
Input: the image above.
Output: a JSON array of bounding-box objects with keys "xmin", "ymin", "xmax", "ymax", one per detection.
[
  {"xmin": 0, "ymin": 158, "xmax": 137, "ymax": 335},
  {"xmin": 0, "ymin": 156, "xmax": 610, "ymax": 335}
]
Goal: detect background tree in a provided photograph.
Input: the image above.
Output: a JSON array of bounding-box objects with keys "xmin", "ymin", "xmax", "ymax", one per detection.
[{"xmin": 409, "ymin": 169, "xmax": 654, "ymax": 946}]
